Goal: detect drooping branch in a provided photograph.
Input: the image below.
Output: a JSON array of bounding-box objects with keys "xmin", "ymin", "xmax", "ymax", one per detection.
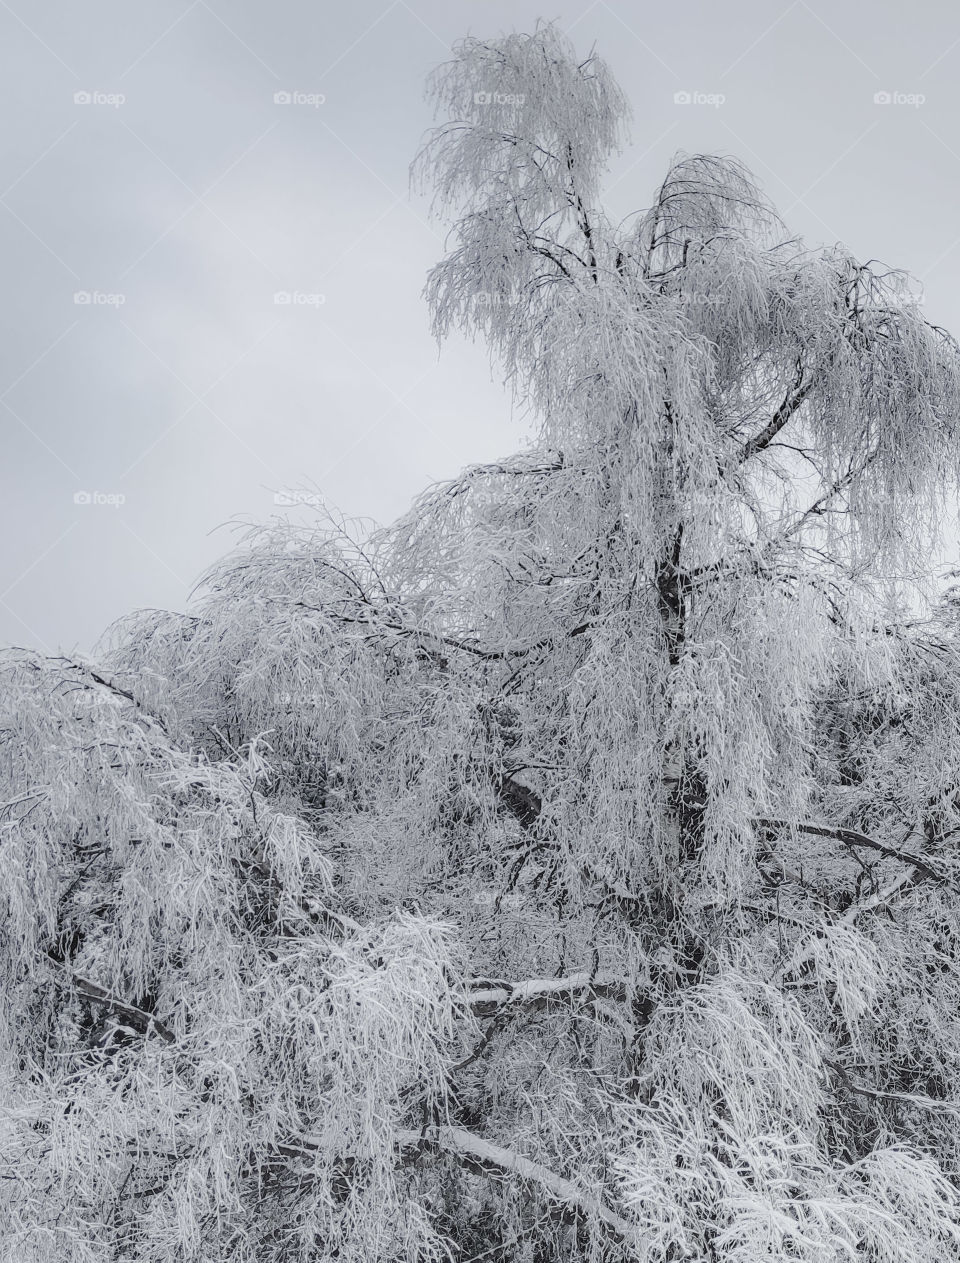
[
  {"xmin": 274, "ymin": 1123, "xmax": 639, "ymax": 1244},
  {"xmin": 292, "ymin": 599, "xmax": 555, "ymax": 665},
  {"xmin": 51, "ymin": 656, "xmax": 170, "ymax": 736}
]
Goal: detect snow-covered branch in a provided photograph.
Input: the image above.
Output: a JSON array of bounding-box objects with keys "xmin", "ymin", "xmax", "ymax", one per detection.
[
  {"xmin": 825, "ymin": 1058, "xmax": 960, "ymax": 1120},
  {"xmin": 467, "ymin": 972, "xmax": 626, "ymax": 1017},
  {"xmin": 46, "ymin": 956, "xmax": 175, "ymax": 1045},
  {"xmin": 735, "ymin": 364, "xmax": 812, "ymax": 463},
  {"xmin": 757, "ymin": 818, "xmax": 954, "ymax": 888},
  {"xmin": 396, "ymin": 1126, "xmax": 639, "ymax": 1244}
]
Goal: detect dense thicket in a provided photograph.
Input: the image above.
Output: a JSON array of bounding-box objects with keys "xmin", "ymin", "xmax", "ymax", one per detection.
[{"xmin": 4, "ymin": 22, "xmax": 960, "ymax": 1263}]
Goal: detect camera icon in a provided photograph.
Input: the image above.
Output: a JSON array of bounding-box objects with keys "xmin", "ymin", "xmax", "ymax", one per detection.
[
  {"xmin": 73, "ymin": 491, "xmax": 91, "ymax": 505},
  {"xmin": 273, "ymin": 91, "xmax": 292, "ymax": 105},
  {"xmin": 273, "ymin": 291, "xmax": 292, "ymax": 305},
  {"xmin": 873, "ymin": 90, "xmax": 891, "ymax": 105},
  {"xmin": 473, "ymin": 91, "xmax": 492, "ymax": 105},
  {"xmin": 73, "ymin": 291, "xmax": 91, "ymax": 304},
  {"xmin": 674, "ymin": 90, "xmax": 692, "ymax": 105},
  {"xmin": 73, "ymin": 90, "xmax": 91, "ymax": 105}
]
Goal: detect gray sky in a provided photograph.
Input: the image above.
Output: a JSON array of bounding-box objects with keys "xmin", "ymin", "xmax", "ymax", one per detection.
[{"xmin": 3, "ymin": 0, "xmax": 959, "ymax": 654}]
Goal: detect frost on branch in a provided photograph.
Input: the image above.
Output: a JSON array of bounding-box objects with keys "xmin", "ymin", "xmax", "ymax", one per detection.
[
  {"xmin": 0, "ymin": 652, "xmax": 471, "ymax": 1261},
  {"xmin": 6, "ymin": 18, "xmax": 960, "ymax": 1262}
]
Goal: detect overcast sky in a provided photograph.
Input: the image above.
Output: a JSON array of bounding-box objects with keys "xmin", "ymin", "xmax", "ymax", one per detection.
[{"xmin": 2, "ymin": 0, "xmax": 959, "ymax": 654}]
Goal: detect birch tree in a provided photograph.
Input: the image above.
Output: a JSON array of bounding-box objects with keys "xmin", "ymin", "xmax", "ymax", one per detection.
[{"xmin": 4, "ymin": 20, "xmax": 960, "ymax": 1262}]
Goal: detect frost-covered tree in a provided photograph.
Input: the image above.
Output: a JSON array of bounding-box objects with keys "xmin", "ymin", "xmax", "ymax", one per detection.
[{"xmin": 5, "ymin": 21, "xmax": 960, "ymax": 1263}]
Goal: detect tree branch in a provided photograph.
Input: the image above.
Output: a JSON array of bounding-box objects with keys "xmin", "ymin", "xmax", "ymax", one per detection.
[
  {"xmin": 396, "ymin": 1125, "xmax": 639, "ymax": 1244},
  {"xmin": 449, "ymin": 975, "xmax": 634, "ymax": 1073},
  {"xmin": 467, "ymin": 972, "xmax": 626, "ymax": 1017},
  {"xmin": 274, "ymin": 1124, "xmax": 640, "ymax": 1244},
  {"xmin": 755, "ymin": 818, "xmax": 953, "ymax": 888},
  {"xmin": 47, "ymin": 956, "xmax": 175, "ymax": 1045},
  {"xmin": 825, "ymin": 1058, "xmax": 960, "ymax": 1119},
  {"xmin": 736, "ymin": 369, "xmax": 812, "ymax": 465}
]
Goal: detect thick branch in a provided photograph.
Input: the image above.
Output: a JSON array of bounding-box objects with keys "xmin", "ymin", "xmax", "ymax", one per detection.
[
  {"xmin": 494, "ymin": 772, "xmax": 542, "ymax": 828},
  {"xmin": 452, "ymin": 974, "xmax": 635, "ymax": 1072},
  {"xmin": 736, "ymin": 371, "xmax": 812, "ymax": 465}
]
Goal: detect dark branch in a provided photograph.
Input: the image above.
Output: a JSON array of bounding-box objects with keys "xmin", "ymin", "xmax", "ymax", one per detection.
[
  {"xmin": 736, "ymin": 370, "xmax": 812, "ymax": 465},
  {"xmin": 48, "ymin": 957, "xmax": 175, "ymax": 1045},
  {"xmin": 756, "ymin": 818, "xmax": 953, "ymax": 888},
  {"xmin": 396, "ymin": 1126, "xmax": 637, "ymax": 1243},
  {"xmin": 825, "ymin": 1058, "xmax": 960, "ymax": 1119},
  {"xmin": 494, "ymin": 772, "xmax": 542, "ymax": 828}
]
